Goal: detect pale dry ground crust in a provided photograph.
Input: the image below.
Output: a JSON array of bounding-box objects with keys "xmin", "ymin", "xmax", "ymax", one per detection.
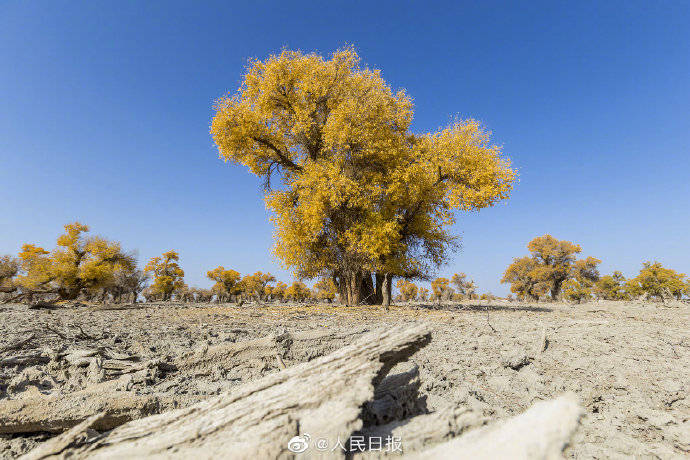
[{"xmin": 0, "ymin": 300, "xmax": 687, "ymax": 458}]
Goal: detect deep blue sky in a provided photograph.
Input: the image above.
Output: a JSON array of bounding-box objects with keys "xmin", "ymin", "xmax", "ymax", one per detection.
[{"xmin": 1, "ymin": 1, "xmax": 688, "ymax": 295}]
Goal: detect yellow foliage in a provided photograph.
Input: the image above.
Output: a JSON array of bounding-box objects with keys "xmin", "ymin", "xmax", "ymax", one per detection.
[
  {"xmin": 593, "ymin": 271, "xmax": 629, "ymax": 300},
  {"xmin": 431, "ymin": 277, "xmax": 453, "ymax": 301},
  {"xmin": 269, "ymin": 281, "xmax": 288, "ymax": 300},
  {"xmin": 144, "ymin": 250, "xmax": 185, "ymax": 301},
  {"xmin": 313, "ymin": 277, "xmax": 338, "ymax": 301},
  {"xmin": 395, "ymin": 279, "xmax": 418, "ymax": 301},
  {"xmin": 16, "ymin": 223, "xmax": 135, "ymax": 301},
  {"xmin": 237, "ymin": 271, "xmax": 276, "ymax": 300},
  {"xmin": 15, "ymin": 244, "xmax": 53, "ymax": 295},
  {"xmin": 284, "ymin": 281, "xmax": 311, "ymax": 301},
  {"xmin": 626, "ymin": 262, "xmax": 689, "ymax": 301},
  {"xmin": 502, "ymin": 235, "xmax": 600, "ymax": 300},
  {"xmin": 211, "ymin": 48, "xmax": 516, "ymax": 305},
  {"xmin": 562, "ymin": 278, "xmax": 592, "ymax": 303},
  {"xmin": 418, "ymin": 287, "xmax": 429, "ymax": 301},
  {"xmin": 206, "ymin": 266, "xmax": 241, "ymax": 301},
  {"xmin": 451, "ymin": 272, "xmax": 476, "ymax": 299}
]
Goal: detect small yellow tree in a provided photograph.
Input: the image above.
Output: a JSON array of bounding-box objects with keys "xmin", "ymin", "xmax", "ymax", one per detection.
[
  {"xmin": 144, "ymin": 250, "xmax": 185, "ymax": 301},
  {"xmin": 625, "ymin": 262, "xmax": 689, "ymax": 301},
  {"xmin": 450, "ymin": 273, "xmax": 477, "ymax": 300},
  {"xmin": 501, "ymin": 257, "xmax": 549, "ymax": 300},
  {"xmin": 502, "ymin": 235, "xmax": 600, "ymax": 300},
  {"xmin": 269, "ymin": 281, "xmax": 288, "ymax": 301},
  {"xmin": 562, "ymin": 256, "xmax": 602, "ymax": 303},
  {"xmin": 255, "ymin": 272, "xmax": 276, "ymax": 299},
  {"xmin": 15, "ymin": 244, "xmax": 54, "ymax": 300},
  {"xmin": 562, "ymin": 278, "xmax": 592, "ymax": 303},
  {"xmin": 313, "ymin": 277, "xmax": 338, "ymax": 302},
  {"xmin": 593, "ymin": 271, "xmax": 629, "ymax": 300},
  {"xmin": 431, "ymin": 277, "xmax": 453, "ymax": 301},
  {"xmin": 15, "ymin": 223, "xmax": 135, "ymax": 302},
  {"xmin": 238, "ymin": 271, "xmax": 276, "ymax": 300},
  {"xmin": 207, "ymin": 266, "xmax": 241, "ymax": 302},
  {"xmin": 285, "ymin": 281, "xmax": 311, "ymax": 301},
  {"xmin": 395, "ymin": 279, "xmax": 418, "ymax": 301},
  {"xmin": 418, "ymin": 287, "xmax": 429, "ymax": 301}
]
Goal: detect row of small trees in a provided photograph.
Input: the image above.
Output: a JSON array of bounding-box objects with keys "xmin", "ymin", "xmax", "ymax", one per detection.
[
  {"xmin": 501, "ymin": 235, "xmax": 690, "ymax": 302},
  {"xmin": 202, "ymin": 267, "xmax": 337, "ymax": 303},
  {"xmin": 0, "ymin": 222, "xmax": 339, "ymax": 304},
  {"xmin": 2, "ymin": 225, "xmax": 687, "ymax": 305},
  {"xmin": 395, "ymin": 273, "xmax": 489, "ymax": 302}
]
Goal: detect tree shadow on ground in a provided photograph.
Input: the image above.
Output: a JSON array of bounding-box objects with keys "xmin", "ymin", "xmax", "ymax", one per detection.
[{"xmin": 411, "ymin": 303, "xmax": 553, "ymax": 313}]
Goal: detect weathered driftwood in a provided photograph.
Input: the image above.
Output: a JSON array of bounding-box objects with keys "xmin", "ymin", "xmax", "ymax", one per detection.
[
  {"xmin": 0, "ymin": 333, "xmax": 36, "ymax": 353},
  {"xmin": 175, "ymin": 327, "xmax": 371, "ymax": 375},
  {"xmin": 360, "ymin": 405, "xmax": 488, "ymax": 458},
  {"xmin": 20, "ymin": 413, "xmax": 108, "ymax": 460},
  {"xmin": 0, "ymin": 345, "xmax": 146, "ymax": 371},
  {"xmin": 0, "ymin": 329, "xmax": 361, "ymax": 434},
  {"xmin": 0, "ymin": 377, "xmax": 168, "ymax": 434},
  {"xmin": 22, "ymin": 324, "xmax": 432, "ymax": 459},
  {"xmin": 0, "ymin": 353, "xmax": 178, "ymax": 434},
  {"xmin": 0, "ymin": 350, "xmax": 50, "ymax": 367},
  {"xmin": 410, "ymin": 393, "xmax": 582, "ymax": 459}
]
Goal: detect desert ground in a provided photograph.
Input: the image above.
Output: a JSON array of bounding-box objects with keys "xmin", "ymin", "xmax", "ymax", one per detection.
[{"xmin": 0, "ymin": 300, "xmax": 688, "ymax": 458}]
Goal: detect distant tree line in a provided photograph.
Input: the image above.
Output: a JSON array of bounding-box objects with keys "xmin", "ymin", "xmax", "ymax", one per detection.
[
  {"xmin": 1, "ymin": 225, "xmax": 687, "ymax": 305},
  {"xmin": 0, "ymin": 222, "xmax": 338, "ymax": 305},
  {"xmin": 500, "ymin": 234, "xmax": 690, "ymax": 303}
]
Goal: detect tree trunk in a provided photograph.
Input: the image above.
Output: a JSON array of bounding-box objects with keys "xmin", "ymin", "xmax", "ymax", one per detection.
[
  {"xmin": 360, "ymin": 272, "xmax": 375, "ymax": 304},
  {"xmin": 375, "ymin": 273, "xmax": 384, "ymax": 304},
  {"xmin": 21, "ymin": 325, "xmax": 432, "ymax": 459},
  {"xmin": 343, "ymin": 271, "xmax": 362, "ymax": 306},
  {"xmin": 382, "ymin": 273, "xmax": 392, "ymax": 307}
]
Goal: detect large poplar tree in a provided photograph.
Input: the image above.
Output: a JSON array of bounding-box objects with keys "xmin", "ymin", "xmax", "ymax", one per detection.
[{"xmin": 211, "ymin": 48, "xmax": 516, "ymax": 305}]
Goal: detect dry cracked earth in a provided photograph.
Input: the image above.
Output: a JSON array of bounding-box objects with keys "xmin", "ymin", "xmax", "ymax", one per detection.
[{"xmin": 0, "ymin": 300, "xmax": 688, "ymax": 458}]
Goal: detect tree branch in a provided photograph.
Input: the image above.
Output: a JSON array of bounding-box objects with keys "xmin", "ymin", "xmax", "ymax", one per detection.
[{"xmin": 251, "ymin": 136, "xmax": 302, "ymax": 172}]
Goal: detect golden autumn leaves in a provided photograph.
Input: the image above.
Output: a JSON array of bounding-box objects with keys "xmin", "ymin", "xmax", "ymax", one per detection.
[
  {"xmin": 10, "ymin": 222, "xmax": 139, "ymax": 302},
  {"xmin": 501, "ymin": 234, "xmax": 690, "ymax": 302},
  {"xmin": 211, "ymin": 48, "xmax": 516, "ymax": 303}
]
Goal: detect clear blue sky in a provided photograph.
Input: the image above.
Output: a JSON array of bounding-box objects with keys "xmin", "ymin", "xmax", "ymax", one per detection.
[{"xmin": 1, "ymin": 1, "xmax": 688, "ymax": 295}]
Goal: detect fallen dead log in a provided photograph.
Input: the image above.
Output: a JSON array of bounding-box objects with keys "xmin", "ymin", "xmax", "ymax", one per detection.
[
  {"xmin": 410, "ymin": 393, "xmax": 582, "ymax": 459},
  {"xmin": 22, "ymin": 324, "xmax": 432, "ymax": 459},
  {"xmin": 20, "ymin": 414, "xmax": 106, "ymax": 460},
  {"xmin": 360, "ymin": 405, "xmax": 488, "ymax": 457},
  {"xmin": 0, "ymin": 350, "xmax": 51, "ymax": 367},
  {"xmin": 174, "ymin": 327, "xmax": 370, "ymax": 375},
  {"xmin": 0, "ymin": 356, "xmax": 177, "ymax": 434},
  {"xmin": 0, "ymin": 376, "xmax": 169, "ymax": 434},
  {"xmin": 0, "ymin": 333, "xmax": 36, "ymax": 353},
  {"xmin": 0, "ymin": 327, "xmax": 412, "ymax": 436},
  {"xmin": 0, "ymin": 329, "xmax": 360, "ymax": 434}
]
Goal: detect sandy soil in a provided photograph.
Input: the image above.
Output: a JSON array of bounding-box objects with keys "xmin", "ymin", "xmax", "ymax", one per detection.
[{"xmin": 0, "ymin": 300, "xmax": 688, "ymax": 458}]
